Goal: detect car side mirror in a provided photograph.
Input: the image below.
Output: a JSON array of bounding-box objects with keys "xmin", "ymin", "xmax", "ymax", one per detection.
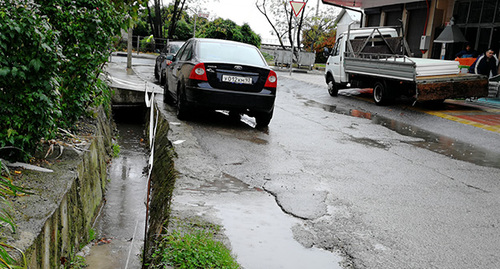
[
  {"xmin": 166, "ymin": 55, "xmax": 175, "ymax": 66},
  {"xmin": 323, "ymin": 47, "xmax": 330, "ymax": 58}
]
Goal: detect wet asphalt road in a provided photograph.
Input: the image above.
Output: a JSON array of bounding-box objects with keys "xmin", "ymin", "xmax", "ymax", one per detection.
[{"xmin": 132, "ymin": 57, "xmax": 500, "ymax": 268}]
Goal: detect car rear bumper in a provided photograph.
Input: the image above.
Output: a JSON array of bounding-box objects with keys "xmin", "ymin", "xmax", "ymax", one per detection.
[{"xmin": 185, "ymin": 85, "xmax": 276, "ymax": 113}]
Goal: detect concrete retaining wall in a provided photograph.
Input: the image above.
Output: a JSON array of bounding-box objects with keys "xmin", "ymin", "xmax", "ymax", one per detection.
[
  {"xmin": 143, "ymin": 101, "xmax": 177, "ymax": 261},
  {"xmin": 8, "ymin": 107, "xmax": 113, "ymax": 268}
]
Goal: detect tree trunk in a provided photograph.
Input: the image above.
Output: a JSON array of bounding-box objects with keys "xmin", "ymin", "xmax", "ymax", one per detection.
[{"xmin": 167, "ymin": 0, "xmax": 187, "ymax": 40}]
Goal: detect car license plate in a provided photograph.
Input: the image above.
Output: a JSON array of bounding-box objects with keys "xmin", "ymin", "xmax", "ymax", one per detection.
[{"xmin": 222, "ymin": 75, "xmax": 252, "ymax": 84}]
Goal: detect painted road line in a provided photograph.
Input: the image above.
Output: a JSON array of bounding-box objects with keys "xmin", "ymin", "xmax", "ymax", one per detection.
[{"xmin": 425, "ymin": 110, "xmax": 500, "ymax": 134}]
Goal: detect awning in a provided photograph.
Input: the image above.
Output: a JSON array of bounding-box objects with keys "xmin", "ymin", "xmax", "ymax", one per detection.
[
  {"xmin": 321, "ymin": 0, "xmax": 419, "ymax": 9},
  {"xmin": 321, "ymin": 0, "xmax": 361, "ymax": 8}
]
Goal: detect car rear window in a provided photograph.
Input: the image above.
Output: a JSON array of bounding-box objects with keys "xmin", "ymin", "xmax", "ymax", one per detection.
[{"xmin": 198, "ymin": 41, "xmax": 267, "ymax": 67}]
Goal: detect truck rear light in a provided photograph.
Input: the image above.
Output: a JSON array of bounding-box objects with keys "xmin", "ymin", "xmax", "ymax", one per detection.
[
  {"xmin": 264, "ymin": 70, "xmax": 277, "ymax": 88},
  {"xmin": 189, "ymin": 63, "xmax": 208, "ymax": 81}
]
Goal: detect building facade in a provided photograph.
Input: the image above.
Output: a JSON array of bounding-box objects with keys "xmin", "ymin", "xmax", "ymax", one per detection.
[{"xmin": 323, "ymin": 0, "xmax": 500, "ymax": 60}]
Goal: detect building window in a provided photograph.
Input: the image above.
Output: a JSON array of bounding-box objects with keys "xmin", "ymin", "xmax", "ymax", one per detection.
[{"xmin": 453, "ymin": 0, "xmax": 500, "ymax": 54}]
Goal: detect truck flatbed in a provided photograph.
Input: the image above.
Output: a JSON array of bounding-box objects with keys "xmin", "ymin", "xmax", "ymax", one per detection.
[{"xmin": 325, "ymin": 26, "xmax": 489, "ymax": 104}]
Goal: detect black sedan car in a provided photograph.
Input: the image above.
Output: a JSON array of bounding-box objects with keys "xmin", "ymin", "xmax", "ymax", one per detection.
[
  {"xmin": 164, "ymin": 38, "xmax": 277, "ymax": 127},
  {"xmin": 154, "ymin": 41, "xmax": 185, "ymax": 85}
]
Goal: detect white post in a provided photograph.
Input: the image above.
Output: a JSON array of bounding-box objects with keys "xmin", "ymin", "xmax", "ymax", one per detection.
[
  {"xmin": 289, "ymin": 16, "xmax": 299, "ymax": 76},
  {"xmin": 440, "ymin": 43, "xmax": 446, "ymax": 60},
  {"xmin": 127, "ymin": 28, "xmax": 132, "ymax": 69},
  {"xmin": 193, "ymin": 14, "xmax": 197, "ymax": 38},
  {"xmin": 137, "ymin": 35, "xmax": 140, "ymax": 55}
]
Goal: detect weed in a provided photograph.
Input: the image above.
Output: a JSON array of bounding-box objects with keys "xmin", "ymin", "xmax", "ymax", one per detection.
[
  {"xmin": 0, "ymin": 160, "xmax": 28, "ymax": 268},
  {"xmin": 63, "ymin": 249, "xmax": 88, "ymax": 269},
  {"xmin": 112, "ymin": 143, "xmax": 120, "ymax": 158},
  {"xmin": 88, "ymin": 228, "xmax": 96, "ymax": 242}
]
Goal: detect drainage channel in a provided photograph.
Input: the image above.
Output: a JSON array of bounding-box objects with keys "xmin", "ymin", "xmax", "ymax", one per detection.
[{"xmin": 85, "ymin": 106, "xmax": 148, "ymax": 268}]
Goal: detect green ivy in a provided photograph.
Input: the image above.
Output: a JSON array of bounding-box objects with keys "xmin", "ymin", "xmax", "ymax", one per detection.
[
  {"xmin": 35, "ymin": 0, "xmax": 125, "ymax": 127},
  {"xmin": 0, "ymin": 0, "xmax": 143, "ymax": 161},
  {"xmin": 0, "ymin": 1, "xmax": 63, "ymax": 158}
]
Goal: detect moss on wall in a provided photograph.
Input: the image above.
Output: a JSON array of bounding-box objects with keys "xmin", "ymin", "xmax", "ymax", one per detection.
[
  {"xmin": 143, "ymin": 102, "xmax": 178, "ymax": 264},
  {"xmin": 7, "ymin": 106, "xmax": 113, "ymax": 268}
]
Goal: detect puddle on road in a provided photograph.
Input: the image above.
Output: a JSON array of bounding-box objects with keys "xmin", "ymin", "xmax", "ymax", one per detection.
[
  {"xmin": 185, "ymin": 192, "xmax": 344, "ymax": 269},
  {"xmin": 85, "ymin": 107, "xmax": 148, "ymax": 268},
  {"xmin": 303, "ymin": 99, "xmax": 500, "ymax": 169}
]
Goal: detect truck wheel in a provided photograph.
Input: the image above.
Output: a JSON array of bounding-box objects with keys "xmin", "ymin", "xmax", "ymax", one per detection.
[
  {"xmin": 373, "ymin": 81, "xmax": 392, "ymax": 106},
  {"xmin": 327, "ymin": 76, "xmax": 339, "ymax": 97}
]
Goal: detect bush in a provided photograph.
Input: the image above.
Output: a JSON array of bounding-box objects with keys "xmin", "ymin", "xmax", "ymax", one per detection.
[
  {"xmin": 0, "ymin": 1, "xmax": 63, "ymax": 158},
  {"xmin": 35, "ymin": 0, "xmax": 124, "ymax": 127},
  {"xmin": 0, "ymin": 0, "xmax": 130, "ymax": 160}
]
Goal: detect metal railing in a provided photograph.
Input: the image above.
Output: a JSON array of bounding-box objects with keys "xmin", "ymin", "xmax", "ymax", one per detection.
[{"xmin": 116, "ymin": 36, "xmax": 178, "ymax": 54}]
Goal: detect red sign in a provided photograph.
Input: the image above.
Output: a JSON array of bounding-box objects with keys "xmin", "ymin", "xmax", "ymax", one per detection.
[{"xmin": 290, "ymin": 1, "xmax": 306, "ymax": 17}]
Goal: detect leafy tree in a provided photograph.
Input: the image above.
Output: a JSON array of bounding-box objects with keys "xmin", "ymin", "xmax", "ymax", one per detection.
[
  {"xmin": 199, "ymin": 18, "xmax": 238, "ymax": 40},
  {"xmin": 240, "ymin": 24, "xmax": 262, "ymax": 47},
  {"xmin": 199, "ymin": 19, "xmax": 261, "ymax": 47},
  {"xmin": 173, "ymin": 19, "xmax": 195, "ymax": 40},
  {"xmin": 134, "ymin": 7, "xmax": 153, "ymax": 37},
  {"xmin": 301, "ymin": 7, "xmax": 338, "ymax": 62}
]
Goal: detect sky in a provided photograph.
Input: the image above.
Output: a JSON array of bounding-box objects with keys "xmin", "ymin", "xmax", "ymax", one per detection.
[{"xmin": 200, "ymin": 0, "xmax": 333, "ymax": 42}]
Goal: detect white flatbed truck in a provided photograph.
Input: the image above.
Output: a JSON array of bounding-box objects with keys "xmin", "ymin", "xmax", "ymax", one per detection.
[{"xmin": 324, "ymin": 26, "xmax": 489, "ymax": 105}]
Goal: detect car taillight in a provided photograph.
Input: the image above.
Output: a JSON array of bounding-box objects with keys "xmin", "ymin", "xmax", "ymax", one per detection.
[
  {"xmin": 189, "ymin": 63, "xmax": 208, "ymax": 81},
  {"xmin": 264, "ymin": 70, "xmax": 277, "ymax": 88}
]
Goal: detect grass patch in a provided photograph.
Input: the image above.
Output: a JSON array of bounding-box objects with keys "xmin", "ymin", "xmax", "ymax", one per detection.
[
  {"xmin": 153, "ymin": 230, "xmax": 239, "ymax": 269},
  {"xmin": 149, "ymin": 216, "xmax": 239, "ymax": 269}
]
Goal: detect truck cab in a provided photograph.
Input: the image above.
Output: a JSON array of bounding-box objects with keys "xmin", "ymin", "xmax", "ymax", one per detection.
[{"xmin": 325, "ymin": 28, "xmax": 399, "ymax": 96}]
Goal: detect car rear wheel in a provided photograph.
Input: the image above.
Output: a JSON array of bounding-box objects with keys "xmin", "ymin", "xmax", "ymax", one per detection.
[
  {"xmin": 163, "ymin": 80, "xmax": 173, "ymax": 104},
  {"xmin": 255, "ymin": 108, "xmax": 273, "ymax": 128},
  {"xmin": 176, "ymin": 86, "xmax": 190, "ymax": 120},
  {"xmin": 154, "ymin": 65, "xmax": 159, "ymax": 80},
  {"xmin": 228, "ymin": 110, "xmax": 241, "ymax": 121},
  {"xmin": 160, "ymin": 71, "xmax": 166, "ymax": 86}
]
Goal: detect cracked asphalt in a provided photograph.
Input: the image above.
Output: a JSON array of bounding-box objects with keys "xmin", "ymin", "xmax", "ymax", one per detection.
[{"xmin": 129, "ymin": 56, "xmax": 500, "ymax": 269}]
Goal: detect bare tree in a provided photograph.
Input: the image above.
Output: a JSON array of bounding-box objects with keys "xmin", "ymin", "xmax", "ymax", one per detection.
[
  {"xmin": 256, "ymin": 0, "xmax": 338, "ymax": 52},
  {"xmin": 256, "ymin": 0, "xmax": 310, "ymax": 51},
  {"xmin": 147, "ymin": 0, "xmax": 165, "ymax": 39},
  {"xmin": 166, "ymin": 0, "xmax": 187, "ymax": 39}
]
